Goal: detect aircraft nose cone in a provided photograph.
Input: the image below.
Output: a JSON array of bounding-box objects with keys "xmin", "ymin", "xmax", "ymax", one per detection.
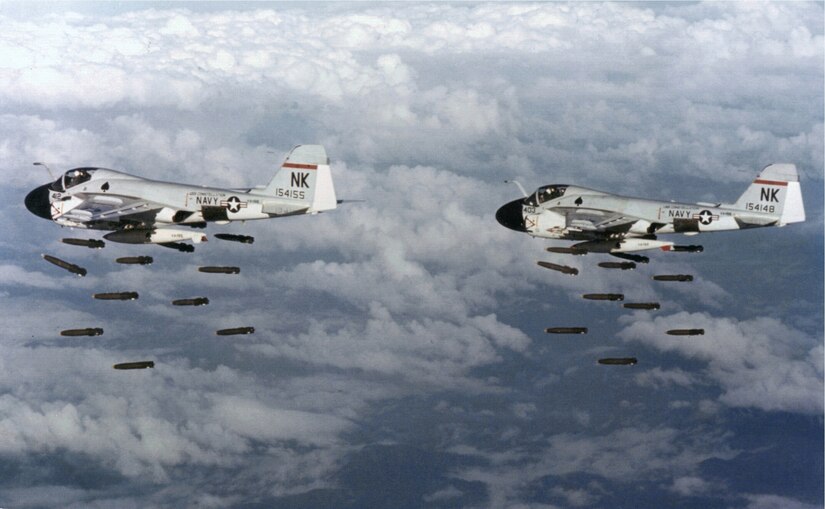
[
  {"xmin": 496, "ymin": 199, "xmax": 527, "ymax": 232},
  {"xmin": 25, "ymin": 184, "xmax": 52, "ymax": 220}
]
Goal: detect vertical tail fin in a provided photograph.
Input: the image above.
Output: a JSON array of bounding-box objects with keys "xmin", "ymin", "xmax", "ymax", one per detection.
[
  {"xmin": 732, "ymin": 164, "xmax": 805, "ymax": 225},
  {"xmin": 263, "ymin": 145, "xmax": 337, "ymax": 213}
]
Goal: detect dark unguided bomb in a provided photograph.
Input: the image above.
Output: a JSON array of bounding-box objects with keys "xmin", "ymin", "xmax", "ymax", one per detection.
[
  {"xmin": 42, "ymin": 254, "xmax": 87, "ymax": 277},
  {"xmin": 653, "ymin": 274, "xmax": 694, "ymax": 282},
  {"xmin": 199, "ymin": 266, "xmax": 240, "ymax": 274},
  {"xmin": 670, "ymin": 245, "xmax": 703, "ymax": 253},
  {"xmin": 216, "ymin": 327, "xmax": 255, "ymax": 336},
  {"xmin": 582, "ymin": 293, "xmax": 624, "ymax": 301},
  {"xmin": 62, "ymin": 238, "xmax": 105, "ymax": 249},
  {"xmin": 598, "ymin": 357, "xmax": 638, "ymax": 366},
  {"xmin": 666, "ymin": 329, "xmax": 705, "ymax": 336},
  {"xmin": 611, "ymin": 252, "xmax": 649, "ymax": 264},
  {"xmin": 214, "ymin": 233, "xmax": 254, "ymax": 244},
  {"xmin": 544, "ymin": 327, "xmax": 588, "ymax": 334},
  {"xmin": 93, "ymin": 292, "xmax": 139, "ymax": 301},
  {"xmin": 537, "ymin": 261, "xmax": 578, "ymax": 275},
  {"xmin": 623, "ymin": 302, "xmax": 661, "ymax": 310},
  {"xmin": 116, "ymin": 256, "xmax": 153, "ymax": 265},
  {"xmin": 113, "ymin": 361, "xmax": 155, "ymax": 370},
  {"xmin": 546, "ymin": 247, "xmax": 587, "ymax": 255},
  {"xmin": 60, "ymin": 328, "xmax": 103, "ymax": 337},
  {"xmin": 172, "ymin": 297, "xmax": 210, "ymax": 306},
  {"xmin": 159, "ymin": 242, "xmax": 194, "ymax": 253},
  {"xmin": 598, "ymin": 262, "xmax": 636, "ymax": 270}
]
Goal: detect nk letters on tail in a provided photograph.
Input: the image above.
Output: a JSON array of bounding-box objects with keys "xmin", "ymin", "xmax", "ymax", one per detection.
[{"xmin": 264, "ymin": 145, "xmax": 337, "ymax": 214}]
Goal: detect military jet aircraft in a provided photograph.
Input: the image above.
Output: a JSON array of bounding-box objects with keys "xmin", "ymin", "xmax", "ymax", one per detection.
[
  {"xmin": 496, "ymin": 164, "xmax": 804, "ymax": 254},
  {"xmin": 25, "ymin": 145, "xmax": 337, "ymax": 248}
]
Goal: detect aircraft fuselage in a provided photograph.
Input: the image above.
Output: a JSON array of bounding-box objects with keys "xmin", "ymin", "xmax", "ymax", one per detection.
[{"xmin": 496, "ymin": 164, "xmax": 804, "ymax": 253}]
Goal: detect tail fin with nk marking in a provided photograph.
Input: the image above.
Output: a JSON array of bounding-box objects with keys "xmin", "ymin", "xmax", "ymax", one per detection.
[
  {"xmin": 263, "ymin": 145, "xmax": 337, "ymax": 213},
  {"xmin": 732, "ymin": 163, "xmax": 805, "ymax": 225}
]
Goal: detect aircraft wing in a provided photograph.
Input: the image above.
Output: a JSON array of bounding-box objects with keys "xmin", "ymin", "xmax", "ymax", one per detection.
[
  {"xmin": 60, "ymin": 193, "xmax": 166, "ymax": 226},
  {"xmin": 558, "ymin": 207, "xmax": 641, "ymax": 233}
]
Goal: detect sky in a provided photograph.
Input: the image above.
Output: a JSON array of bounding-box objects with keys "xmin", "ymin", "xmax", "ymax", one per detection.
[{"xmin": 0, "ymin": 2, "xmax": 822, "ymax": 508}]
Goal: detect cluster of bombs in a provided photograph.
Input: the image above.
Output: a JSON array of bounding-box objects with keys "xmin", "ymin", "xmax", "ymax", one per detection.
[
  {"xmin": 41, "ymin": 234, "xmax": 256, "ymax": 370},
  {"xmin": 538, "ymin": 245, "xmax": 705, "ymax": 366}
]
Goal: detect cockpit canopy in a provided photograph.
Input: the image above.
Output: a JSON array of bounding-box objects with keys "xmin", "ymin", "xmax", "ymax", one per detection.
[
  {"xmin": 48, "ymin": 168, "xmax": 97, "ymax": 192},
  {"xmin": 524, "ymin": 185, "xmax": 568, "ymax": 206}
]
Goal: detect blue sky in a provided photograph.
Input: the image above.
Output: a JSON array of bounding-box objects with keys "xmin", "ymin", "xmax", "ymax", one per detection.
[{"xmin": 0, "ymin": 2, "xmax": 822, "ymax": 508}]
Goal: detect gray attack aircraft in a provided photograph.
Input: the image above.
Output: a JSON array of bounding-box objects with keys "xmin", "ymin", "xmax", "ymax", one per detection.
[
  {"xmin": 25, "ymin": 145, "xmax": 337, "ymax": 249},
  {"xmin": 496, "ymin": 163, "xmax": 805, "ymax": 255}
]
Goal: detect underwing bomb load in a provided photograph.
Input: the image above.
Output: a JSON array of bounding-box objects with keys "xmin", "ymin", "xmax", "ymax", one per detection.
[
  {"xmin": 598, "ymin": 262, "xmax": 636, "ymax": 270},
  {"xmin": 159, "ymin": 242, "xmax": 195, "ymax": 253},
  {"xmin": 116, "ymin": 256, "xmax": 153, "ymax": 265},
  {"xmin": 113, "ymin": 361, "xmax": 154, "ymax": 370},
  {"xmin": 667, "ymin": 329, "xmax": 705, "ymax": 336},
  {"xmin": 546, "ymin": 246, "xmax": 587, "ymax": 255},
  {"xmin": 582, "ymin": 293, "xmax": 624, "ymax": 301},
  {"xmin": 93, "ymin": 292, "xmax": 139, "ymax": 301},
  {"xmin": 62, "ymin": 238, "xmax": 105, "ymax": 249},
  {"xmin": 60, "ymin": 328, "xmax": 103, "ymax": 337},
  {"xmin": 537, "ymin": 261, "xmax": 578, "ymax": 275},
  {"xmin": 215, "ymin": 233, "xmax": 254, "ymax": 244},
  {"xmin": 216, "ymin": 327, "xmax": 255, "ymax": 336},
  {"xmin": 199, "ymin": 266, "xmax": 241, "ymax": 274},
  {"xmin": 653, "ymin": 274, "xmax": 694, "ymax": 282},
  {"xmin": 623, "ymin": 302, "xmax": 661, "ymax": 310},
  {"xmin": 545, "ymin": 327, "xmax": 588, "ymax": 334},
  {"xmin": 172, "ymin": 297, "xmax": 210, "ymax": 306},
  {"xmin": 611, "ymin": 253, "xmax": 649, "ymax": 264},
  {"xmin": 598, "ymin": 357, "xmax": 638, "ymax": 366},
  {"xmin": 42, "ymin": 254, "xmax": 87, "ymax": 277},
  {"xmin": 666, "ymin": 245, "xmax": 704, "ymax": 253}
]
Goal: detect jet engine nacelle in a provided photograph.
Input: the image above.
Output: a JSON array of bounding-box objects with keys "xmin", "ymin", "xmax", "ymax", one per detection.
[
  {"xmin": 574, "ymin": 238, "xmax": 674, "ymax": 253},
  {"xmin": 104, "ymin": 228, "xmax": 207, "ymax": 245}
]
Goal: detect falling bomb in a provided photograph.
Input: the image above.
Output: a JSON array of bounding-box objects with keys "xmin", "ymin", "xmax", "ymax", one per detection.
[
  {"xmin": 42, "ymin": 254, "xmax": 87, "ymax": 277},
  {"xmin": 537, "ymin": 261, "xmax": 578, "ymax": 275}
]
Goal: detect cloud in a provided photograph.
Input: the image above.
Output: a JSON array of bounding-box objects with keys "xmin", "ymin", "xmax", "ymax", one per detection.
[
  {"xmin": 0, "ymin": 263, "xmax": 63, "ymax": 290},
  {"xmin": 550, "ymin": 486, "xmax": 599, "ymax": 507},
  {"xmin": 0, "ymin": 342, "xmax": 358, "ymax": 494},
  {"xmin": 635, "ymin": 366, "xmax": 702, "ymax": 389},
  {"xmin": 619, "ymin": 312, "xmax": 823, "ymax": 414},
  {"xmin": 0, "ymin": 2, "xmax": 821, "ymax": 508},
  {"xmin": 2, "ymin": 3, "xmax": 820, "ymax": 189},
  {"xmin": 423, "ymin": 485, "xmax": 463, "ymax": 503},
  {"xmin": 452, "ymin": 425, "xmax": 737, "ymax": 507},
  {"xmin": 241, "ymin": 302, "xmax": 529, "ymax": 391},
  {"xmin": 209, "ymin": 395, "xmax": 352, "ymax": 446},
  {"xmin": 743, "ymin": 494, "xmax": 823, "ymax": 509},
  {"xmin": 670, "ymin": 476, "xmax": 714, "ymax": 496}
]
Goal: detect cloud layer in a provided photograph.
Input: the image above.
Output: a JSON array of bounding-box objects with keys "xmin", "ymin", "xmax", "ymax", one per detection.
[{"xmin": 0, "ymin": 2, "xmax": 822, "ymax": 508}]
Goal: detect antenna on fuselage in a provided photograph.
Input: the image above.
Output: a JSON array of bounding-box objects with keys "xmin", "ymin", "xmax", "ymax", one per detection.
[
  {"xmin": 504, "ymin": 180, "xmax": 528, "ymax": 197},
  {"xmin": 33, "ymin": 162, "xmax": 55, "ymax": 180}
]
